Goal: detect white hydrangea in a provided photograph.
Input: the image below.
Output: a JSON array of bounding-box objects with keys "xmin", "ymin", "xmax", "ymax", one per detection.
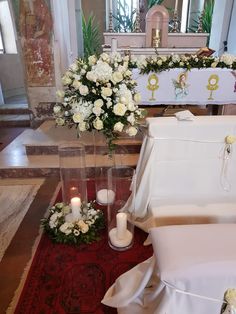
[
  {"xmin": 91, "ymin": 60, "xmax": 113, "ymax": 82},
  {"xmin": 172, "ymin": 54, "xmax": 180, "ymax": 63},
  {"xmin": 79, "ymin": 85, "xmax": 89, "ymax": 96},
  {"xmin": 220, "ymin": 53, "xmax": 235, "ymax": 66}
]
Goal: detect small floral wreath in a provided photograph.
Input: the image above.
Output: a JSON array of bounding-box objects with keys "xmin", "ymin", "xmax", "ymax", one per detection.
[{"xmin": 42, "ymin": 202, "xmax": 105, "ymax": 246}]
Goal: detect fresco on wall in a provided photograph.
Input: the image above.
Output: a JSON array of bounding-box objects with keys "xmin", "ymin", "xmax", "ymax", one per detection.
[{"xmin": 12, "ymin": 0, "xmax": 55, "ymax": 87}]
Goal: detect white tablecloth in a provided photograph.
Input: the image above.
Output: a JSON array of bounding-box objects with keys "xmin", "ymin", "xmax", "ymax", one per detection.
[
  {"xmin": 133, "ymin": 68, "xmax": 236, "ymax": 105},
  {"xmin": 102, "ymin": 224, "xmax": 236, "ymax": 314},
  {"xmin": 128, "ymin": 116, "xmax": 236, "ymax": 232}
]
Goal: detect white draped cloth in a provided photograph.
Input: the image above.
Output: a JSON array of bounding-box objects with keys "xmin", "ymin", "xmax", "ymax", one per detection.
[
  {"xmin": 129, "ymin": 116, "xmax": 236, "ymax": 232},
  {"xmin": 102, "ymin": 224, "xmax": 236, "ymax": 314}
]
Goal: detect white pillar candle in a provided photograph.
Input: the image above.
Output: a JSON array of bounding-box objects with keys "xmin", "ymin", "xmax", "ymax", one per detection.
[
  {"xmin": 97, "ymin": 189, "xmax": 115, "ymax": 205},
  {"xmin": 111, "ymin": 38, "xmax": 117, "ymax": 53},
  {"xmin": 116, "ymin": 213, "xmax": 127, "ymax": 240},
  {"xmin": 174, "ymin": 0, "xmax": 179, "ymax": 11},
  {"xmin": 71, "ymin": 196, "xmax": 81, "ymax": 220}
]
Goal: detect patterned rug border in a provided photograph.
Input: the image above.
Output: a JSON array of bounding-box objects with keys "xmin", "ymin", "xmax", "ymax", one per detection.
[{"xmin": 6, "ymin": 181, "xmax": 61, "ymax": 314}]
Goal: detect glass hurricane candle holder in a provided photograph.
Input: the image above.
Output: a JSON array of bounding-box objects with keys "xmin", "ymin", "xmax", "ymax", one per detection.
[
  {"xmin": 58, "ymin": 142, "xmax": 87, "ymax": 208},
  {"xmin": 107, "ymin": 166, "xmax": 136, "ymax": 251}
]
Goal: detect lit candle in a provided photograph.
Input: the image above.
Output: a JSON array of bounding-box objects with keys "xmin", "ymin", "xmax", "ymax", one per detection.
[
  {"xmin": 116, "ymin": 213, "xmax": 127, "ymax": 239},
  {"xmin": 71, "ymin": 197, "xmax": 81, "ymax": 220},
  {"xmin": 70, "ymin": 186, "xmax": 78, "ymax": 198},
  {"xmin": 109, "ymin": 0, "xmax": 113, "ymax": 12},
  {"xmin": 174, "ymin": 0, "xmax": 179, "ymax": 12}
]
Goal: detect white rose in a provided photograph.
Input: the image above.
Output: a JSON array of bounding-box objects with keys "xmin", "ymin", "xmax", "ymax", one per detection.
[
  {"xmin": 62, "ymin": 76, "xmax": 72, "ymax": 85},
  {"xmin": 79, "ymin": 85, "xmax": 89, "ymax": 96},
  {"xmin": 79, "ymin": 122, "xmax": 87, "ymax": 132},
  {"xmin": 73, "ymin": 112, "xmax": 83, "ymax": 123},
  {"xmin": 211, "ymin": 61, "xmax": 218, "ymax": 68},
  {"xmin": 124, "ymin": 70, "xmax": 132, "ymax": 77},
  {"xmin": 86, "ymin": 71, "xmax": 97, "ymax": 82},
  {"xmin": 120, "ymin": 96, "xmax": 128, "ymax": 104},
  {"xmin": 100, "ymin": 53, "xmax": 110, "ymax": 62},
  {"xmin": 101, "ymin": 87, "xmax": 112, "ymax": 98},
  {"xmin": 56, "ymin": 90, "xmax": 65, "ymax": 99},
  {"xmin": 93, "ymin": 118, "xmax": 103, "ymax": 130},
  {"xmin": 112, "ymin": 71, "xmax": 123, "ymax": 83},
  {"xmin": 161, "ymin": 56, "xmax": 167, "ymax": 62},
  {"xmin": 127, "ymin": 113, "xmax": 136, "ymax": 125},
  {"xmin": 157, "ymin": 59, "xmax": 162, "ymax": 66},
  {"xmin": 220, "ymin": 53, "xmax": 234, "ymax": 66},
  {"xmin": 55, "ymin": 118, "xmax": 65, "ymax": 126},
  {"xmin": 94, "ymin": 99, "xmax": 104, "ymax": 107},
  {"xmin": 134, "ymin": 93, "xmax": 141, "ymax": 103},
  {"xmin": 114, "ymin": 122, "xmax": 124, "ymax": 132},
  {"xmin": 106, "ymin": 100, "xmax": 112, "ymax": 108},
  {"xmin": 172, "ymin": 54, "xmax": 180, "ymax": 63},
  {"xmin": 92, "ymin": 106, "xmax": 102, "ymax": 116},
  {"xmin": 113, "ymin": 103, "xmax": 127, "ymax": 116},
  {"xmin": 53, "ymin": 105, "xmax": 61, "ymax": 114},
  {"xmin": 88, "ymin": 55, "xmax": 97, "ymax": 66},
  {"xmin": 126, "ymin": 126, "xmax": 138, "ymax": 136},
  {"xmin": 70, "ymin": 62, "xmax": 78, "ymax": 71},
  {"xmin": 127, "ymin": 102, "xmax": 136, "ymax": 111},
  {"xmin": 80, "ymin": 69, "xmax": 86, "ymax": 75},
  {"xmin": 72, "ymin": 80, "xmax": 81, "ymax": 89},
  {"xmin": 179, "ymin": 62, "xmax": 184, "ymax": 66}
]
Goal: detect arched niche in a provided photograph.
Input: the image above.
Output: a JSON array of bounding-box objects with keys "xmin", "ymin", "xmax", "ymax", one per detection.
[{"xmin": 145, "ymin": 5, "xmax": 169, "ymax": 48}]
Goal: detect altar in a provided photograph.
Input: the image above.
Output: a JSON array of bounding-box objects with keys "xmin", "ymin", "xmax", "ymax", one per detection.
[{"xmin": 133, "ymin": 68, "xmax": 236, "ymax": 106}]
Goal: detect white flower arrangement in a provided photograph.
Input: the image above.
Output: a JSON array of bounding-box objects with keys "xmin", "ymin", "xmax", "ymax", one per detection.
[
  {"xmin": 42, "ymin": 202, "xmax": 105, "ymax": 245},
  {"xmin": 132, "ymin": 53, "xmax": 236, "ymax": 74},
  {"xmin": 54, "ymin": 52, "xmax": 146, "ymax": 151},
  {"xmin": 221, "ymin": 288, "xmax": 236, "ymax": 314}
]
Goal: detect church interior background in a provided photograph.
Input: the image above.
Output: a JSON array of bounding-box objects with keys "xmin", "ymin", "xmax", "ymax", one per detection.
[{"xmin": 0, "ymin": 0, "xmax": 236, "ymax": 313}]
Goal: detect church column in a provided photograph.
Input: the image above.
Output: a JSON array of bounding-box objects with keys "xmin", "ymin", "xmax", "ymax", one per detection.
[{"xmin": 209, "ymin": 0, "xmax": 234, "ymax": 55}]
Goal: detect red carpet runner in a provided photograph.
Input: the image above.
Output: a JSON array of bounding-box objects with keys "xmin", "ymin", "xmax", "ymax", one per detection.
[{"xmin": 14, "ymin": 182, "xmax": 153, "ymax": 314}]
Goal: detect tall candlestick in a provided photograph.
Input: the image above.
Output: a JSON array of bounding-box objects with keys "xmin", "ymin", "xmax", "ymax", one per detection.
[
  {"xmin": 174, "ymin": 0, "xmax": 179, "ymax": 12},
  {"xmin": 109, "ymin": 0, "xmax": 113, "ymax": 12},
  {"xmin": 116, "ymin": 213, "xmax": 127, "ymax": 239},
  {"xmin": 71, "ymin": 197, "xmax": 81, "ymax": 220},
  {"xmin": 111, "ymin": 38, "xmax": 117, "ymax": 53},
  {"xmin": 136, "ymin": 0, "xmax": 139, "ymax": 12}
]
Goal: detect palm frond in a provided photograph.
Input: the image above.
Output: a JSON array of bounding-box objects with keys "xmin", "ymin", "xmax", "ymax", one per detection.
[{"xmin": 82, "ymin": 13, "xmax": 101, "ymax": 58}]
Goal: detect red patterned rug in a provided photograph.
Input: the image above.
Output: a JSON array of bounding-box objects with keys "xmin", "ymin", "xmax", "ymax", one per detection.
[{"xmin": 14, "ymin": 182, "xmax": 153, "ymax": 314}]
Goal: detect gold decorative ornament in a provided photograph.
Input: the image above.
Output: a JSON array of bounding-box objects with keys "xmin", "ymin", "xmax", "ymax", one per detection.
[
  {"xmin": 147, "ymin": 74, "xmax": 159, "ymax": 101},
  {"xmin": 207, "ymin": 74, "xmax": 219, "ymax": 100},
  {"xmin": 152, "ymin": 29, "xmax": 161, "ymax": 48}
]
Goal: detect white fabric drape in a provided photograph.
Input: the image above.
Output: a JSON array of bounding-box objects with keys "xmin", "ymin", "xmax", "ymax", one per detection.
[
  {"xmin": 133, "ymin": 68, "xmax": 236, "ymax": 105},
  {"xmin": 128, "ymin": 116, "xmax": 236, "ymax": 232},
  {"xmin": 102, "ymin": 224, "xmax": 236, "ymax": 314}
]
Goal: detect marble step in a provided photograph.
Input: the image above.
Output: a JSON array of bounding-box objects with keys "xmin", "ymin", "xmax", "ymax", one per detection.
[
  {"xmin": 23, "ymin": 120, "xmax": 144, "ymax": 156},
  {"xmin": 0, "ymin": 153, "xmax": 139, "ymax": 178},
  {"xmin": 0, "ymin": 114, "xmax": 31, "ymax": 127}
]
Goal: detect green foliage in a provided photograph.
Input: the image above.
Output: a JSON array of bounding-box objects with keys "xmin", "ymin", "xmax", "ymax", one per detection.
[
  {"xmin": 113, "ymin": 0, "xmax": 136, "ymax": 32},
  {"xmin": 188, "ymin": 0, "xmax": 215, "ymax": 37},
  {"xmin": 82, "ymin": 13, "xmax": 101, "ymax": 58},
  {"xmin": 42, "ymin": 202, "xmax": 105, "ymax": 246},
  {"xmin": 148, "ymin": 0, "xmax": 165, "ymax": 9}
]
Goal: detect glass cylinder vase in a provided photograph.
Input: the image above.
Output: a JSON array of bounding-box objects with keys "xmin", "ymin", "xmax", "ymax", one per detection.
[
  {"xmin": 58, "ymin": 142, "xmax": 87, "ymax": 207},
  {"xmin": 93, "ymin": 131, "xmax": 115, "ymax": 205},
  {"xmin": 107, "ymin": 166, "xmax": 136, "ymax": 251}
]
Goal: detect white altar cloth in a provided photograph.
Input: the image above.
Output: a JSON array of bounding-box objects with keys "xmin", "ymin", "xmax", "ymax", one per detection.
[
  {"xmin": 129, "ymin": 116, "xmax": 236, "ymax": 232},
  {"xmin": 132, "ymin": 68, "xmax": 236, "ymax": 105},
  {"xmin": 102, "ymin": 224, "xmax": 236, "ymax": 314}
]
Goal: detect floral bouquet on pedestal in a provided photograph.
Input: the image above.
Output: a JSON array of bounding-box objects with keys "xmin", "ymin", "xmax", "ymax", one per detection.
[{"xmin": 54, "ymin": 53, "xmax": 146, "ymax": 151}]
